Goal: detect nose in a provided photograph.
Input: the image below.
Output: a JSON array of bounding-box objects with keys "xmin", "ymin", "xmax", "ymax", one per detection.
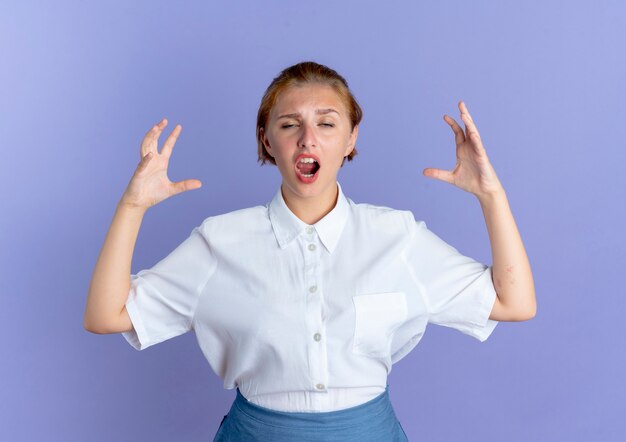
[{"xmin": 298, "ymin": 122, "xmax": 317, "ymax": 149}]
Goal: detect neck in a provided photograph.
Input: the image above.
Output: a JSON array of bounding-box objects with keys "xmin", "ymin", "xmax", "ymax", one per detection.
[{"xmin": 281, "ymin": 182, "xmax": 339, "ymax": 225}]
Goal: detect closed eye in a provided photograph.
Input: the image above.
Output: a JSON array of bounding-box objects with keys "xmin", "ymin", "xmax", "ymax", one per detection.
[{"xmin": 280, "ymin": 123, "xmax": 335, "ymax": 129}]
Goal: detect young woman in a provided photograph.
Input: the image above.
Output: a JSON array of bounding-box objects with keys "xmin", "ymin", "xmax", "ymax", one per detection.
[{"xmin": 84, "ymin": 61, "xmax": 536, "ymax": 441}]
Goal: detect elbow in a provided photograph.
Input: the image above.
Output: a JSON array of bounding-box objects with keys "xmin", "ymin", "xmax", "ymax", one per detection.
[
  {"xmin": 490, "ymin": 294, "xmax": 536, "ymax": 322},
  {"xmin": 83, "ymin": 313, "xmax": 94, "ymax": 332},
  {"xmin": 503, "ymin": 309, "xmax": 535, "ymax": 322},
  {"xmin": 520, "ymin": 308, "xmax": 536, "ymax": 321},
  {"xmin": 83, "ymin": 317, "xmax": 102, "ymax": 334},
  {"xmin": 84, "ymin": 307, "xmax": 131, "ymax": 334},
  {"xmin": 529, "ymin": 302, "xmax": 537, "ymax": 319},
  {"xmin": 518, "ymin": 300, "xmax": 537, "ymax": 321},
  {"xmin": 83, "ymin": 315, "xmax": 109, "ymax": 334},
  {"xmin": 525, "ymin": 292, "xmax": 538, "ymax": 320},
  {"xmin": 83, "ymin": 308, "xmax": 101, "ymax": 333}
]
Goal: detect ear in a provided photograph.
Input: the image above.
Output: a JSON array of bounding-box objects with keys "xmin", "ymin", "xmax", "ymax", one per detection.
[
  {"xmin": 344, "ymin": 124, "xmax": 359, "ymax": 157},
  {"xmin": 260, "ymin": 127, "xmax": 274, "ymax": 157}
]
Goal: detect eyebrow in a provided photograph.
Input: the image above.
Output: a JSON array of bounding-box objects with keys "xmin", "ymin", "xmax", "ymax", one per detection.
[{"xmin": 277, "ymin": 108, "xmax": 341, "ymax": 119}]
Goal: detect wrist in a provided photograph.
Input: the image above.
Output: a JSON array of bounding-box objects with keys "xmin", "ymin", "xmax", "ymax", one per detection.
[
  {"xmin": 475, "ymin": 185, "xmax": 506, "ymax": 206},
  {"xmin": 117, "ymin": 197, "xmax": 149, "ymax": 215}
]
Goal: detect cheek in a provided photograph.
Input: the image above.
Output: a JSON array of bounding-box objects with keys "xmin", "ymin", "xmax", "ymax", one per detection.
[
  {"xmin": 274, "ymin": 151, "xmax": 292, "ymax": 169},
  {"xmin": 264, "ymin": 129, "xmax": 281, "ymax": 151}
]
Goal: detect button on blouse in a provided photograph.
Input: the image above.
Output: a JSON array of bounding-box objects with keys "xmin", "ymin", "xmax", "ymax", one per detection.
[{"xmin": 122, "ymin": 181, "xmax": 498, "ymax": 412}]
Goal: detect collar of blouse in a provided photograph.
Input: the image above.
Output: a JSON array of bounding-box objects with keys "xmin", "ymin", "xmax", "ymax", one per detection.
[{"xmin": 268, "ymin": 181, "xmax": 350, "ymax": 254}]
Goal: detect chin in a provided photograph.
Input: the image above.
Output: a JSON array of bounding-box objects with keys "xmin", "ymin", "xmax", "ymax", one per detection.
[{"xmin": 296, "ymin": 177, "xmax": 336, "ymax": 195}]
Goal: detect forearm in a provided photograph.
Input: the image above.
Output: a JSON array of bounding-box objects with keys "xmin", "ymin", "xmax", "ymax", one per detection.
[
  {"xmin": 84, "ymin": 199, "xmax": 147, "ymax": 332},
  {"xmin": 477, "ymin": 186, "xmax": 536, "ymax": 319}
]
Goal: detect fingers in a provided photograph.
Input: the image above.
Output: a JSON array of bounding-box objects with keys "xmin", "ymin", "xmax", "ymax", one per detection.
[
  {"xmin": 172, "ymin": 178, "xmax": 202, "ymax": 195},
  {"xmin": 140, "ymin": 118, "xmax": 168, "ymax": 158},
  {"xmin": 422, "ymin": 167, "xmax": 454, "ymax": 185},
  {"xmin": 458, "ymin": 101, "xmax": 481, "ymax": 144},
  {"xmin": 443, "ymin": 114, "xmax": 465, "ymax": 145},
  {"xmin": 160, "ymin": 124, "xmax": 183, "ymax": 158}
]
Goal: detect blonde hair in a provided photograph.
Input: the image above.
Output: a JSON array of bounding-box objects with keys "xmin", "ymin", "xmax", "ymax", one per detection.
[{"xmin": 256, "ymin": 61, "xmax": 362, "ymax": 167}]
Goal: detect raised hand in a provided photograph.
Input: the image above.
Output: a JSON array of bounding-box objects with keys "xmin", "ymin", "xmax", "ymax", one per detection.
[
  {"xmin": 423, "ymin": 101, "xmax": 503, "ymax": 198},
  {"xmin": 121, "ymin": 118, "xmax": 202, "ymax": 210}
]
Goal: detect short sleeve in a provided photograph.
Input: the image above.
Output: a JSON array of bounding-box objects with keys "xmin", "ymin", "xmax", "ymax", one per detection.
[
  {"xmin": 121, "ymin": 220, "xmax": 217, "ymax": 351},
  {"xmin": 402, "ymin": 213, "xmax": 498, "ymax": 342}
]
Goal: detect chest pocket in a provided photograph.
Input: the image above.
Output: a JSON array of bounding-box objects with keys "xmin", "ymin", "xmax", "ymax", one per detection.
[{"xmin": 352, "ymin": 291, "xmax": 408, "ymax": 358}]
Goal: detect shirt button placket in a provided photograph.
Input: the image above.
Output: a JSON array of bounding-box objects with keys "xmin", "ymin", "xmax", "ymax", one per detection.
[{"xmin": 301, "ymin": 228, "xmax": 327, "ymax": 394}]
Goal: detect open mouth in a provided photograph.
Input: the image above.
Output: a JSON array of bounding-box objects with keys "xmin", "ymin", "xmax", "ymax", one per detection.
[{"xmin": 295, "ymin": 154, "xmax": 321, "ymax": 182}]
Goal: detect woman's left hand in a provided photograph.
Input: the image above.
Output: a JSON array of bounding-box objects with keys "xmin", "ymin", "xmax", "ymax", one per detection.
[{"xmin": 423, "ymin": 101, "xmax": 503, "ymax": 198}]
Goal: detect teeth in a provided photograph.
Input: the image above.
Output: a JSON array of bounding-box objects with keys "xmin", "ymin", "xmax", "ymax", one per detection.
[
  {"xmin": 302, "ymin": 173, "xmax": 314, "ymax": 177},
  {"xmin": 299, "ymin": 157, "xmax": 318, "ymax": 164}
]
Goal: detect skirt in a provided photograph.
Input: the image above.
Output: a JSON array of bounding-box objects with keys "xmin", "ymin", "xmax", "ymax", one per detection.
[{"xmin": 213, "ymin": 384, "xmax": 409, "ymax": 441}]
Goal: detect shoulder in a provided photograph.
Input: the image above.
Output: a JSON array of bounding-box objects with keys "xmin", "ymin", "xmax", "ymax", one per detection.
[
  {"xmin": 198, "ymin": 205, "xmax": 269, "ymax": 234},
  {"xmin": 349, "ymin": 200, "xmax": 424, "ymax": 233}
]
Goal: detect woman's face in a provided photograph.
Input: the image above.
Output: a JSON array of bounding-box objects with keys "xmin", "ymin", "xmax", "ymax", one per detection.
[{"xmin": 261, "ymin": 83, "xmax": 358, "ymax": 203}]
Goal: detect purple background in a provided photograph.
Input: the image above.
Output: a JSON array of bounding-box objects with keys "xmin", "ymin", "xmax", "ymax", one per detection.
[{"xmin": 2, "ymin": 1, "xmax": 625, "ymax": 440}]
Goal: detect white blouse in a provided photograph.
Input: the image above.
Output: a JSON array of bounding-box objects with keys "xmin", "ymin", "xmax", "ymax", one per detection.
[{"xmin": 122, "ymin": 181, "xmax": 498, "ymax": 412}]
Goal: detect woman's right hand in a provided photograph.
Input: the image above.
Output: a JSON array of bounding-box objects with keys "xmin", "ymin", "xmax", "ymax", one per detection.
[{"xmin": 120, "ymin": 118, "xmax": 202, "ymax": 210}]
